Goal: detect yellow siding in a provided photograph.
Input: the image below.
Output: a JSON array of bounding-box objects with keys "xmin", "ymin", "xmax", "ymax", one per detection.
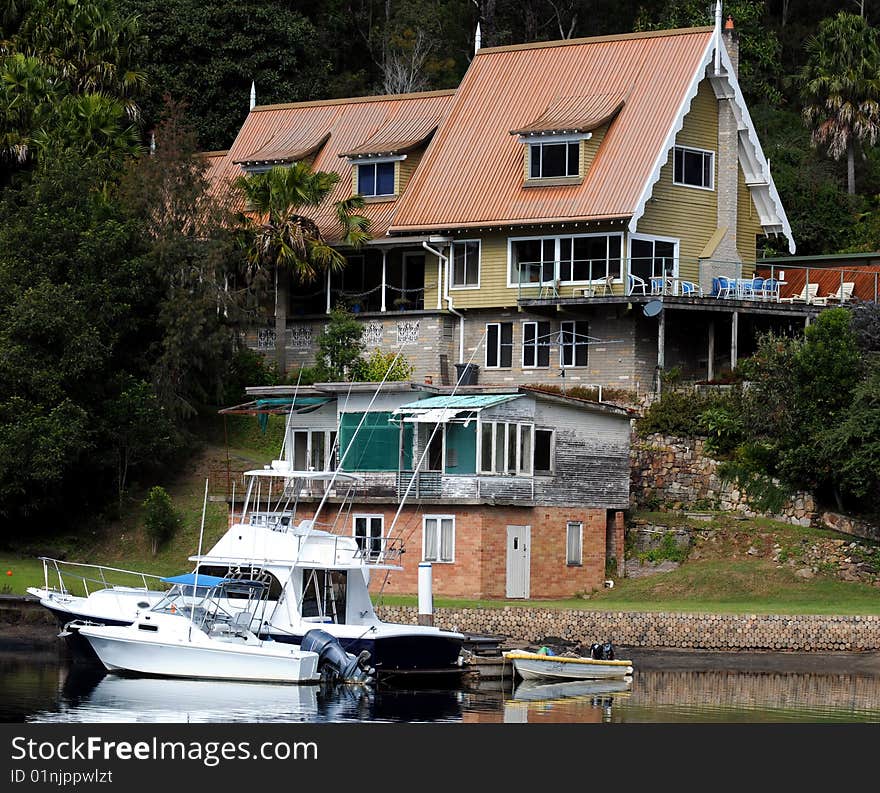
[
  {"xmin": 636, "ymin": 79, "xmax": 718, "ymax": 283},
  {"xmin": 581, "ymin": 123, "xmax": 607, "ymax": 175},
  {"xmin": 397, "ymin": 149, "xmax": 423, "ymax": 194},
  {"xmin": 448, "ymin": 224, "xmax": 626, "ymax": 309},
  {"xmin": 737, "ymin": 165, "xmax": 762, "ymax": 272}
]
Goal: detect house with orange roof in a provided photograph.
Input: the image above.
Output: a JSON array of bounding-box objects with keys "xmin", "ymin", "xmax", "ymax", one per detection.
[{"xmin": 207, "ymin": 7, "xmax": 821, "ymax": 396}]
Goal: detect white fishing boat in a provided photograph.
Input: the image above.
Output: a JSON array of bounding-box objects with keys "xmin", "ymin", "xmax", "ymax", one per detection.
[
  {"xmin": 504, "ymin": 650, "xmax": 634, "ymax": 681},
  {"xmin": 76, "ymin": 575, "xmax": 332, "ymax": 684},
  {"xmin": 29, "ymin": 463, "xmax": 463, "ymax": 677}
]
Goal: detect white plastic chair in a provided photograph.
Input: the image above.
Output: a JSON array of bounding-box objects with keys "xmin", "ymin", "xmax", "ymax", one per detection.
[{"xmin": 627, "ymin": 274, "xmax": 647, "ymax": 295}]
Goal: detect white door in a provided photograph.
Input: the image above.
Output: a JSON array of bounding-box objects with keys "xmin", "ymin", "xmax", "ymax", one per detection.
[{"xmin": 506, "ymin": 525, "xmax": 531, "ymax": 599}]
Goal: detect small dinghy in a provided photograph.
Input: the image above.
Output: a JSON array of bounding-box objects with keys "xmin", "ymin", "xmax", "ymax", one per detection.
[{"xmin": 504, "ymin": 642, "xmax": 633, "ymax": 682}]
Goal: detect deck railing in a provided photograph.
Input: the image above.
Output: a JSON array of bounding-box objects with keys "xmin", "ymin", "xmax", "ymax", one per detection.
[{"xmin": 37, "ymin": 557, "xmax": 165, "ymax": 598}]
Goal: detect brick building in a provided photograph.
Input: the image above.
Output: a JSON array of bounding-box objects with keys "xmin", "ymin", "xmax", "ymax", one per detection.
[{"xmin": 223, "ymin": 382, "xmax": 632, "ymax": 599}]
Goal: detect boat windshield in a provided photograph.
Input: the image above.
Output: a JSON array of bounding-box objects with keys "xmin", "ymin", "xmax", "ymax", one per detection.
[{"xmin": 152, "ymin": 578, "xmax": 271, "ymax": 635}]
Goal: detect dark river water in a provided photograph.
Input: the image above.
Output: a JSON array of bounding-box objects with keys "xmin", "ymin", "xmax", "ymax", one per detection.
[{"xmin": 3, "ymin": 646, "xmax": 880, "ymax": 723}]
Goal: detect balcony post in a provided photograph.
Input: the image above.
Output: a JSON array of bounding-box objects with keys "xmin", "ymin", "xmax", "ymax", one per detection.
[
  {"xmin": 730, "ymin": 311, "xmax": 738, "ymax": 370},
  {"xmin": 381, "ymin": 249, "xmax": 387, "ymax": 313},
  {"xmin": 325, "ymin": 269, "xmax": 331, "ymax": 314},
  {"xmin": 708, "ymin": 320, "xmax": 715, "ymax": 381}
]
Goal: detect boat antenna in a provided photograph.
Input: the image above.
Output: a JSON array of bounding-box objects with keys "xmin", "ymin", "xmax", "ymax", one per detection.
[
  {"xmin": 190, "ymin": 477, "xmax": 209, "ymax": 641},
  {"xmin": 278, "ymin": 365, "xmax": 304, "ymax": 464}
]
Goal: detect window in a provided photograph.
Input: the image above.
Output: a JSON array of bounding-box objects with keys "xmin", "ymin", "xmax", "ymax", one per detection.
[
  {"xmin": 533, "ymin": 429, "xmax": 554, "ymax": 473},
  {"xmin": 291, "ymin": 430, "xmax": 336, "ymax": 470},
  {"xmin": 529, "ymin": 141, "xmax": 580, "ymax": 179},
  {"xmin": 630, "ymin": 237, "xmax": 678, "ymax": 281},
  {"xmin": 486, "ymin": 322, "xmax": 513, "ymax": 368},
  {"xmin": 673, "ymin": 146, "xmax": 714, "ymax": 190},
  {"xmin": 510, "ymin": 234, "xmax": 622, "ymax": 286},
  {"xmin": 423, "ymin": 515, "xmax": 455, "ymax": 563},
  {"xmin": 479, "ymin": 422, "xmax": 533, "ymax": 475},
  {"xmin": 566, "ymin": 521, "xmax": 583, "ymax": 566},
  {"xmin": 522, "ymin": 321, "xmax": 551, "ymax": 368},
  {"xmin": 451, "ymin": 240, "xmax": 480, "ymax": 288},
  {"xmin": 358, "ymin": 161, "xmax": 395, "ymax": 197},
  {"xmin": 353, "ymin": 515, "xmax": 384, "ymax": 562},
  {"xmin": 560, "ymin": 320, "xmax": 589, "ymax": 367}
]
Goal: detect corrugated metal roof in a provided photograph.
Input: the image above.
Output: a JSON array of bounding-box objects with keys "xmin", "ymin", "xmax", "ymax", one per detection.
[
  {"xmin": 390, "ymin": 27, "xmax": 713, "ymax": 232},
  {"xmin": 510, "ymin": 91, "xmax": 627, "ymax": 135},
  {"xmin": 339, "ymin": 115, "xmax": 443, "ymax": 158},
  {"xmin": 236, "ymin": 129, "xmax": 331, "ymax": 164},
  {"xmin": 396, "ymin": 394, "xmax": 519, "ymax": 410},
  {"xmin": 205, "ymin": 90, "xmax": 455, "ymax": 241}
]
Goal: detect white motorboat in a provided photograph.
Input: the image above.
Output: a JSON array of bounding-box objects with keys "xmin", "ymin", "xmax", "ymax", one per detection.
[
  {"xmin": 31, "ymin": 463, "xmax": 464, "ymax": 677},
  {"xmin": 504, "ymin": 650, "xmax": 634, "ymax": 681},
  {"xmin": 76, "ymin": 575, "xmax": 328, "ymax": 684}
]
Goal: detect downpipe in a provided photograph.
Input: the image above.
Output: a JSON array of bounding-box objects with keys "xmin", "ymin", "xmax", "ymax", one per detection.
[{"xmin": 422, "ymin": 240, "xmax": 465, "ymax": 364}]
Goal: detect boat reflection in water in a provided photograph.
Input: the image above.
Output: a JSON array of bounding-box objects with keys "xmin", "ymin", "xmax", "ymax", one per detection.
[
  {"xmin": 29, "ymin": 666, "xmax": 463, "ymax": 724},
  {"xmin": 501, "ymin": 677, "xmax": 632, "ymax": 724}
]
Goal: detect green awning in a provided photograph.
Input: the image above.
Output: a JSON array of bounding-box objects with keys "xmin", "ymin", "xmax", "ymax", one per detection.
[{"xmin": 393, "ymin": 394, "xmax": 519, "ymax": 423}]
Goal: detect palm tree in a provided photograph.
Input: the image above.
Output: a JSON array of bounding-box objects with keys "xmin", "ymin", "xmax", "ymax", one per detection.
[
  {"xmin": 801, "ymin": 12, "xmax": 880, "ymax": 195},
  {"xmin": 236, "ymin": 162, "xmax": 370, "ymax": 372}
]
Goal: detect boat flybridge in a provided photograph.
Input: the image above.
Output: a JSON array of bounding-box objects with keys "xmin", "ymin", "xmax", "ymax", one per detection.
[{"xmin": 193, "ymin": 461, "xmax": 465, "ymax": 677}]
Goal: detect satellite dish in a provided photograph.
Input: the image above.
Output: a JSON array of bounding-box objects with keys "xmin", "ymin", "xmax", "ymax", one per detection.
[{"xmin": 643, "ymin": 300, "xmax": 663, "ymax": 317}]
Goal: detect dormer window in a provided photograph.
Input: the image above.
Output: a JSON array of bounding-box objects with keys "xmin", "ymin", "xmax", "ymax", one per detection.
[
  {"xmin": 529, "ymin": 140, "xmax": 580, "ymax": 179},
  {"xmin": 357, "ymin": 161, "xmax": 395, "ymax": 197}
]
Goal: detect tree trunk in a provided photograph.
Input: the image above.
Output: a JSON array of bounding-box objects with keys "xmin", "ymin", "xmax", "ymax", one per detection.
[
  {"xmin": 847, "ymin": 141, "xmax": 855, "ymax": 195},
  {"xmin": 275, "ymin": 267, "xmax": 288, "ymax": 374}
]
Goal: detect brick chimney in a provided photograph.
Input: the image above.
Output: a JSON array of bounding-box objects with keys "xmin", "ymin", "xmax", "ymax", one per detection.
[{"xmin": 722, "ymin": 15, "xmax": 738, "ymax": 78}]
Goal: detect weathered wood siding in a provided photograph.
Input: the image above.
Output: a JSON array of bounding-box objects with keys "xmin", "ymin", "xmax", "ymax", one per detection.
[
  {"xmin": 737, "ymin": 165, "xmax": 761, "ymax": 272},
  {"xmin": 532, "ymin": 402, "xmax": 630, "ymax": 508},
  {"xmin": 636, "ymin": 79, "xmax": 719, "ymax": 283},
  {"xmin": 582, "ymin": 123, "xmax": 608, "ymax": 175}
]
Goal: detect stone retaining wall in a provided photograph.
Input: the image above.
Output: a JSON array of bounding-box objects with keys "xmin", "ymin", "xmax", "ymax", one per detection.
[
  {"xmin": 631, "ymin": 433, "xmax": 817, "ymax": 526},
  {"xmin": 376, "ymin": 606, "xmax": 880, "ymax": 652}
]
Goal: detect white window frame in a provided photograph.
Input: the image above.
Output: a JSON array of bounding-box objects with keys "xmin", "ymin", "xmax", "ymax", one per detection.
[
  {"xmin": 566, "ymin": 521, "xmax": 583, "ymax": 566},
  {"xmin": 672, "ymin": 145, "xmax": 715, "ymax": 191},
  {"xmin": 485, "ymin": 321, "xmax": 513, "ymax": 369},
  {"xmin": 450, "ymin": 239, "xmax": 481, "ymax": 290},
  {"xmin": 521, "ymin": 320, "xmax": 551, "ymax": 369},
  {"xmin": 290, "ymin": 429, "xmax": 336, "ymax": 471},
  {"xmin": 354, "ymin": 156, "xmax": 402, "ymax": 198},
  {"xmin": 627, "ymin": 233, "xmax": 680, "ymax": 280},
  {"xmin": 477, "ymin": 420, "xmax": 534, "ymax": 476},
  {"xmin": 527, "ymin": 137, "xmax": 582, "ymax": 179},
  {"xmin": 422, "ymin": 515, "xmax": 455, "ymax": 563},
  {"xmin": 353, "ymin": 514, "xmax": 384, "ymax": 561},
  {"xmin": 533, "ymin": 427, "xmax": 556, "ymax": 474},
  {"xmin": 507, "ymin": 232, "xmax": 624, "ymax": 288},
  {"xmin": 560, "ymin": 320, "xmax": 589, "ymax": 368}
]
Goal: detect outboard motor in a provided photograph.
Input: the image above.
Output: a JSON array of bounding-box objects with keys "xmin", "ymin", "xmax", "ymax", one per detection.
[
  {"xmin": 590, "ymin": 641, "xmax": 615, "ymax": 660},
  {"xmin": 301, "ymin": 629, "xmax": 375, "ymax": 685}
]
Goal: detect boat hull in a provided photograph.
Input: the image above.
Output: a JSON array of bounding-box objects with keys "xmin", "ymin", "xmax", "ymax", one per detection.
[
  {"xmin": 79, "ymin": 628, "xmax": 321, "ymax": 684},
  {"xmin": 505, "ymin": 652, "xmax": 633, "ymax": 681},
  {"xmin": 269, "ymin": 630, "xmax": 463, "ymax": 675}
]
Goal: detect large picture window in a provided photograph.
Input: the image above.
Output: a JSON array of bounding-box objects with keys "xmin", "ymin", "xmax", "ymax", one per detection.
[
  {"xmin": 630, "ymin": 236, "xmax": 678, "ymax": 281},
  {"xmin": 486, "ymin": 322, "xmax": 513, "ymax": 368},
  {"xmin": 510, "ymin": 234, "xmax": 622, "ymax": 286},
  {"xmin": 673, "ymin": 146, "xmax": 714, "ymax": 190},
  {"xmin": 423, "ymin": 515, "xmax": 455, "ymax": 563},
  {"xmin": 451, "ymin": 240, "xmax": 480, "ymax": 288}
]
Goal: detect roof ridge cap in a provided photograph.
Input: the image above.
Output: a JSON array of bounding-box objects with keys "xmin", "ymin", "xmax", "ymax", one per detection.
[
  {"xmin": 475, "ymin": 25, "xmax": 714, "ymax": 55},
  {"xmin": 251, "ymin": 89, "xmax": 457, "ymax": 113}
]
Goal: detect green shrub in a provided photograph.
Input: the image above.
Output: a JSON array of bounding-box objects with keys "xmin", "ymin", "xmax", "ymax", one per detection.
[
  {"xmin": 351, "ymin": 348, "xmax": 414, "ymax": 382},
  {"xmin": 143, "ymin": 486, "xmax": 180, "ymax": 555}
]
